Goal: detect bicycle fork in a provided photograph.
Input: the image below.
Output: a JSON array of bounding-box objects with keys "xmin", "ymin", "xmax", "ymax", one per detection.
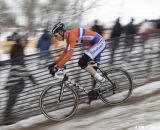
[
  {"xmin": 58, "ymin": 83, "xmax": 65, "ymax": 103},
  {"xmin": 58, "ymin": 74, "xmax": 68, "ymax": 103}
]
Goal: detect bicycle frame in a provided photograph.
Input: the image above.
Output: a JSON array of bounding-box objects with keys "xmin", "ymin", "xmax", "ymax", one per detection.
[
  {"xmin": 92, "ymin": 66, "xmax": 116, "ymax": 90},
  {"xmin": 55, "ymin": 66, "xmax": 116, "ymax": 102},
  {"xmin": 55, "ymin": 68, "xmax": 88, "ymax": 102}
]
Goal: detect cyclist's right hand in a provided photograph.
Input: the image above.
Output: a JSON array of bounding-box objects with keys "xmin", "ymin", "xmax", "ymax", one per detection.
[{"xmin": 48, "ymin": 63, "xmax": 58, "ymax": 77}]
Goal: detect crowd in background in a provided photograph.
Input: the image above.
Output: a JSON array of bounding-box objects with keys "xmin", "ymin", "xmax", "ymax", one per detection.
[{"xmin": 91, "ymin": 17, "xmax": 159, "ymax": 64}]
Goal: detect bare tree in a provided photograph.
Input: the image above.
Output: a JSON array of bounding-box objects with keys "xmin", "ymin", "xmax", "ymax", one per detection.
[
  {"xmin": 36, "ymin": 0, "xmax": 69, "ymax": 28},
  {"xmin": 53, "ymin": 0, "xmax": 101, "ymax": 27},
  {"xmin": 0, "ymin": 0, "xmax": 16, "ymax": 27},
  {"xmin": 35, "ymin": 0, "xmax": 101, "ymax": 28},
  {"xmin": 3, "ymin": 0, "xmax": 101, "ymax": 30},
  {"xmin": 21, "ymin": 0, "xmax": 38, "ymax": 31}
]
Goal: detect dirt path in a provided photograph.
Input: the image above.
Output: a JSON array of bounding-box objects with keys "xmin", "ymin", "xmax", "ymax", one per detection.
[{"xmin": 13, "ymin": 88, "xmax": 160, "ymax": 130}]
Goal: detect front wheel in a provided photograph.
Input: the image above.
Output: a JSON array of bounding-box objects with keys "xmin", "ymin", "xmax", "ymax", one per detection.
[
  {"xmin": 39, "ymin": 83, "xmax": 78, "ymax": 121},
  {"xmin": 98, "ymin": 67, "xmax": 133, "ymax": 105}
]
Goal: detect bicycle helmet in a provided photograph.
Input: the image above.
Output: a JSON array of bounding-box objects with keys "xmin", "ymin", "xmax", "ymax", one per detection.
[{"xmin": 52, "ymin": 21, "xmax": 65, "ymax": 34}]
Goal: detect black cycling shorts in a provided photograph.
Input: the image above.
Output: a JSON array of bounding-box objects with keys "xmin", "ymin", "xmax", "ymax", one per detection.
[{"xmin": 78, "ymin": 54, "xmax": 91, "ymax": 69}]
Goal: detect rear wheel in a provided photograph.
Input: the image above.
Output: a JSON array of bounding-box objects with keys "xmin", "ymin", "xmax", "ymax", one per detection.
[
  {"xmin": 39, "ymin": 83, "xmax": 78, "ymax": 121},
  {"xmin": 98, "ymin": 68, "xmax": 133, "ymax": 105}
]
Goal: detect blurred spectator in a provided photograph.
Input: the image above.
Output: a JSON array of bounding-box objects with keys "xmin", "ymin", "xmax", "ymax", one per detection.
[
  {"xmin": 37, "ymin": 29, "xmax": 52, "ymax": 65},
  {"xmin": 91, "ymin": 20, "xmax": 104, "ymax": 36},
  {"xmin": 156, "ymin": 18, "xmax": 160, "ymax": 37},
  {"xmin": 139, "ymin": 19, "xmax": 156, "ymax": 42},
  {"xmin": 157, "ymin": 18, "xmax": 160, "ymax": 29},
  {"xmin": 7, "ymin": 31, "xmax": 19, "ymax": 41},
  {"xmin": 109, "ymin": 17, "xmax": 122, "ymax": 65},
  {"xmin": 3, "ymin": 35, "xmax": 36, "ymax": 125},
  {"xmin": 123, "ymin": 18, "xmax": 137, "ymax": 61},
  {"xmin": 139, "ymin": 19, "xmax": 157, "ymax": 56}
]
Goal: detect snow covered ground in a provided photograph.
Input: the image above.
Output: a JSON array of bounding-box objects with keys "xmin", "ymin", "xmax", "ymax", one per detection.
[{"xmin": 0, "ymin": 80, "xmax": 160, "ymax": 130}]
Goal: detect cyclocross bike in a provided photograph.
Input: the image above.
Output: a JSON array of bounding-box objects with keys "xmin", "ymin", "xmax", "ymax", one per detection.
[{"xmin": 39, "ymin": 62, "xmax": 133, "ymax": 121}]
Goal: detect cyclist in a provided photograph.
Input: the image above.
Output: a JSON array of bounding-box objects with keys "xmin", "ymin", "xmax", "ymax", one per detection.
[{"xmin": 48, "ymin": 22, "xmax": 106, "ymax": 82}]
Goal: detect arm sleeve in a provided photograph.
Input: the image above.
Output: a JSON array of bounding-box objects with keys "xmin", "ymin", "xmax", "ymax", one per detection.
[
  {"xmin": 56, "ymin": 50, "xmax": 74, "ymax": 68},
  {"xmin": 55, "ymin": 51, "xmax": 67, "ymax": 64},
  {"xmin": 55, "ymin": 33, "xmax": 77, "ymax": 68}
]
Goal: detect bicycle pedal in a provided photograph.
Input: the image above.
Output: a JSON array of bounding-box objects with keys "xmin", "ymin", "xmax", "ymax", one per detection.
[
  {"xmin": 81, "ymin": 99, "xmax": 92, "ymax": 105},
  {"xmin": 86, "ymin": 99, "xmax": 92, "ymax": 105},
  {"xmin": 87, "ymin": 100, "xmax": 92, "ymax": 105}
]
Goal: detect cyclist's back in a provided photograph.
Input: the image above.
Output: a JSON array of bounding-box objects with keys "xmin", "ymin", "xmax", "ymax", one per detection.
[{"xmin": 66, "ymin": 28, "xmax": 103, "ymax": 47}]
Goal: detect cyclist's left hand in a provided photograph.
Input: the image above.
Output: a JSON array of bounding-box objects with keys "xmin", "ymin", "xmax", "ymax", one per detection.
[{"xmin": 48, "ymin": 63, "xmax": 58, "ymax": 77}]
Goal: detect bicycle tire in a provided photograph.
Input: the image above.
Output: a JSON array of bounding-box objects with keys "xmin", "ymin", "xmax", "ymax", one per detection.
[
  {"xmin": 39, "ymin": 83, "xmax": 78, "ymax": 121},
  {"xmin": 98, "ymin": 67, "xmax": 133, "ymax": 105}
]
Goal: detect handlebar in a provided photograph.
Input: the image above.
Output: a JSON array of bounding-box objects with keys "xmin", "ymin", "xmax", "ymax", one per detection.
[{"xmin": 54, "ymin": 65, "xmax": 68, "ymax": 79}]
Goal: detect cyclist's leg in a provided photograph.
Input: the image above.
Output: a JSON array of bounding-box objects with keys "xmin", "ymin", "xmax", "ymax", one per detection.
[
  {"xmin": 78, "ymin": 40, "xmax": 106, "ymax": 82},
  {"xmin": 78, "ymin": 53, "xmax": 99, "ymax": 81},
  {"xmin": 78, "ymin": 53, "xmax": 95, "ymax": 75},
  {"xmin": 86, "ymin": 40, "xmax": 106, "ymax": 82}
]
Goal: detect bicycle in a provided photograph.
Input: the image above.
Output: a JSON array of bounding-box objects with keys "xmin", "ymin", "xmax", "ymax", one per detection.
[{"xmin": 39, "ymin": 62, "xmax": 133, "ymax": 121}]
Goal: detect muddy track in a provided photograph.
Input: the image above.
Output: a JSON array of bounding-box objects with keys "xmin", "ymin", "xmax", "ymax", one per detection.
[{"xmin": 13, "ymin": 87, "xmax": 160, "ymax": 130}]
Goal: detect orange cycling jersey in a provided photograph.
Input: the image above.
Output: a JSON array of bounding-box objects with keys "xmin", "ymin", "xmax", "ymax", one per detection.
[{"xmin": 55, "ymin": 28, "xmax": 103, "ymax": 68}]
